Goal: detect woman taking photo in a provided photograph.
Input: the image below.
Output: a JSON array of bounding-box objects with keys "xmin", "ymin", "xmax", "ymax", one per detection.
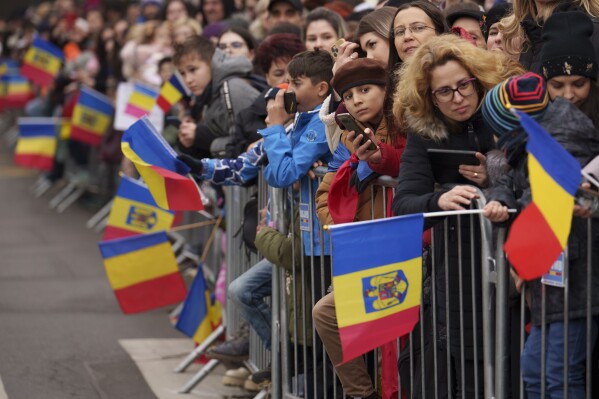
[{"xmin": 392, "ymin": 34, "xmax": 524, "ymax": 398}]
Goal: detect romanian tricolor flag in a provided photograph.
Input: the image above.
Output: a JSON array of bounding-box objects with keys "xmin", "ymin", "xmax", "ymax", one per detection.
[
  {"xmin": 71, "ymin": 86, "xmax": 114, "ymax": 147},
  {"xmin": 21, "ymin": 37, "xmax": 64, "ymax": 87},
  {"xmin": 14, "ymin": 117, "xmax": 58, "ymax": 172},
  {"xmin": 156, "ymin": 72, "xmax": 190, "ymax": 113},
  {"xmin": 98, "ymin": 231, "xmax": 187, "ymax": 314},
  {"xmin": 0, "ymin": 73, "xmax": 34, "ymax": 110},
  {"xmin": 103, "ymin": 175, "xmax": 175, "ymax": 241},
  {"xmin": 329, "ymin": 214, "xmax": 423, "ymax": 364},
  {"xmin": 125, "ymin": 82, "xmax": 159, "ymax": 118},
  {"xmin": 176, "ymin": 266, "xmax": 222, "ymax": 344},
  {"xmin": 121, "ymin": 117, "xmax": 204, "ymax": 211},
  {"xmin": 504, "ymin": 111, "xmax": 581, "ymax": 280}
]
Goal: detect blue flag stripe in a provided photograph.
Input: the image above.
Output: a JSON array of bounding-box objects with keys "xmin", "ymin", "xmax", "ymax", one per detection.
[
  {"xmin": 78, "ymin": 87, "xmax": 114, "ymax": 115},
  {"xmin": 519, "ymin": 111, "xmax": 581, "ymax": 196},
  {"xmin": 133, "ymin": 83, "xmax": 159, "ymax": 98},
  {"xmin": 32, "ymin": 37, "xmax": 64, "ymax": 61},
  {"xmin": 175, "ymin": 269, "xmax": 209, "ymax": 336},
  {"xmin": 98, "ymin": 231, "xmax": 168, "ymax": 259},
  {"xmin": 18, "ymin": 123, "xmax": 57, "ymax": 138},
  {"xmin": 121, "ymin": 118, "xmax": 190, "ymax": 175},
  {"xmin": 331, "ymin": 213, "xmax": 424, "ymax": 276},
  {"xmin": 117, "ymin": 176, "xmax": 174, "ymax": 214}
]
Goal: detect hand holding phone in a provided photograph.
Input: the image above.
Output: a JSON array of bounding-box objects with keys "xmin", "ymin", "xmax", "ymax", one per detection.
[{"xmin": 336, "ymin": 113, "xmax": 378, "ymax": 151}]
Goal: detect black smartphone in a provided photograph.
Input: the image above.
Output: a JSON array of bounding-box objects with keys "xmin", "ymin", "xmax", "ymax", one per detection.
[
  {"xmin": 283, "ymin": 92, "xmax": 297, "ymax": 114},
  {"xmin": 166, "ymin": 116, "xmax": 181, "ymax": 129},
  {"xmin": 336, "ymin": 113, "xmax": 377, "ymax": 151},
  {"xmin": 427, "ymin": 149, "xmax": 479, "ymax": 183}
]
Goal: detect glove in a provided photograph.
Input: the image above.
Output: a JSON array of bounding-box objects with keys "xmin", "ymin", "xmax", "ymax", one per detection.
[
  {"xmin": 177, "ymin": 153, "xmax": 203, "ymax": 174},
  {"xmin": 349, "ymin": 169, "xmax": 381, "ymax": 194}
]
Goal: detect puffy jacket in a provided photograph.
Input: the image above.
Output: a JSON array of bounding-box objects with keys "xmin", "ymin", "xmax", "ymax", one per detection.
[
  {"xmin": 224, "ymin": 91, "xmax": 267, "ymax": 158},
  {"xmin": 260, "ymin": 104, "xmax": 333, "ymax": 256},
  {"xmin": 316, "ymin": 117, "xmax": 406, "ymax": 226},
  {"xmin": 488, "ymin": 97, "xmax": 599, "ymax": 325}
]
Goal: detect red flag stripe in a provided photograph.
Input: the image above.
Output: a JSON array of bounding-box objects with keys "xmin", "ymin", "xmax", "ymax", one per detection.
[{"xmin": 113, "ymin": 272, "xmax": 187, "ymax": 314}]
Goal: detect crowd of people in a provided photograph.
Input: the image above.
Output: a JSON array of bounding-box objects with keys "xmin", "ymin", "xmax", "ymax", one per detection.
[{"xmin": 3, "ymin": 0, "xmax": 599, "ymax": 398}]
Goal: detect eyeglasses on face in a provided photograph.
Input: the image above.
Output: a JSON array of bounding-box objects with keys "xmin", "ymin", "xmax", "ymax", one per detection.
[
  {"xmin": 394, "ymin": 23, "xmax": 435, "ymax": 38},
  {"xmin": 431, "ymin": 77, "xmax": 477, "ymax": 103},
  {"xmin": 218, "ymin": 41, "xmax": 246, "ymax": 50}
]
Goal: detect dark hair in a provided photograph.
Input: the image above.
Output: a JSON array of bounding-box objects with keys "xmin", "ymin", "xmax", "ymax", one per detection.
[
  {"xmin": 287, "ymin": 49, "xmax": 334, "ymax": 88},
  {"xmin": 354, "ymin": 6, "xmax": 396, "ymax": 42},
  {"xmin": 255, "ymin": 33, "xmax": 306, "ymax": 74},
  {"xmin": 267, "ymin": 22, "xmax": 303, "ymax": 37},
  {"xmin": 218, "ymin": 25, "xmax": 257, "ymax": 51},
  {"xmin": 580, "ymin": 82, "xmax": 599, "ymax": 132},
  {"xmin": 158, "ymin": 56, "xmax": 173, "ymax": 69},
  {"xmin": 173, "ymin": 35, "xmax": 216, "ymax": 65},
  {"xmin": 200, "ymin": 0, "xmax": 238, "ymax": 22},
  {"xmin": 167, "ymin": 0, "xmax": 196, "ymax": 17},
  {"xmin": 384, "ymin": 1, "xmax": 446, "ymax": 134},
  {"xmin": 303, "ymin": 7, "xmax": 347, "ymax": 41}
]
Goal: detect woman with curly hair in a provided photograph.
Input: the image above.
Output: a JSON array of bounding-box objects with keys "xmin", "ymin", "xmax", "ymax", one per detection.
[{"xmin": 392, "ymin": 34, "xmax": 524, "ymax": 398}]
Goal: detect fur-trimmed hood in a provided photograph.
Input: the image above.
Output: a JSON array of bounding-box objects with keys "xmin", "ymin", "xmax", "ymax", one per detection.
[{"xmin": 404, "ymin": 110, "xmax": 451, "ymax": 142}]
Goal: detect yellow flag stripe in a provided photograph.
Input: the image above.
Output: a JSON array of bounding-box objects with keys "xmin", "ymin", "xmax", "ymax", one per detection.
[
  {"xmin": 104, "ymin": 241, "xmax": 178, "ymax": 290},
  {"xmin": 120, "ymin": 142, "xmax": 169, "ymax": 208},
  {"xmin": 334, "ymin": 257, "xmax": 422, "ymax": 328},
  {"xmin": 24, "ymin": 47, "xmax": 62, "ymax": 75},
  {"xmin": 15, "ymin": 137, "xmax": 56, "ymax": 157},
  {"xmin": 72, "ymin": 104, "xmax": 112, "ymax": 135},
  {"xmin": 107, "ymin": 197, "xmax": 174, "ymax": 234},
  {"xmin": 161, "ymin": 83, "xmax": 182, "ymax": 104},
  {"xmin": 529, "ymin": 155, "xmax": 574, "ymax": 248}
]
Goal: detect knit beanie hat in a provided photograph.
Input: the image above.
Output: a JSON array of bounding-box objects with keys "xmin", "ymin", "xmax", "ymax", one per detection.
[
  {"xmin": 485, "ymin": 2, "xmax": 512, "ymax": 29},
  {"xmin": 540, "ymin": 11, "xmax": 598, "ymax": 81},
  {"xmin": 482, "ymin": 72, "xmax": 548, "ymax": 150},
  {"xmin": 331, "ymin": 58, "xmax": 386, "ymax": 97}
]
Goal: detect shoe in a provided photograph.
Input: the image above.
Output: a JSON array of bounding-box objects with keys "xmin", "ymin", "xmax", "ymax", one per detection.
[
  {"xmin": 243, "ymin": 377, "xmax": 262, "ymax": 392},
  {"xmin": 250, "ymin": 366, "xmax": 271, "ymax": 387},
  {"xmin": 222, "ymin": 367, "xmax": 250, "ymax": 387},
  {"xmin": 206, "ymin": 335, "xmax": 249, "ymax": 362}
]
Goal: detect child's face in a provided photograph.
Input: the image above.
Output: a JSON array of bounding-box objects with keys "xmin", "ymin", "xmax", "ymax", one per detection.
[
  {"xmin": 159, "ymin": 61, "xmax": 174, "ymax": 83},
  {"xmin": 288, "ymin": 75, "xmax": 326, "ymax": 112},
  {"xmin": 177, "ymin": 55, "xmax": 212, "ymax": 96},
  {"xmin": 343, "ymin": 84, "xmax": 386, "ymax": 124},
  {"xmin": 547, "ymin": 75, "xmax": 592, "ymax": 108}
]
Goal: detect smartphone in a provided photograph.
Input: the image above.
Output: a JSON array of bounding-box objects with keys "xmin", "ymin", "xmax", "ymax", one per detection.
[
  {"xmin": 166, "ymin": 116, "xmax": 181, "ymax": 129},
  {"xmin": 283, "ymin": 91, "xmax": 297, "ymax": 114},
  {"xmin": 331, "ymin": 38, "xmax": 346, "ymax": 59},
  {"xmin": 427, "ymin": 148, "xmax": 479, "ymax": 183},
  {"xmin": 336, "ymin": 113, "xmax": 377, "ymax": 151}
]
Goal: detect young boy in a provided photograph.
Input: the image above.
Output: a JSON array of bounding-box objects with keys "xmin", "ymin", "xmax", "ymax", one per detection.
[
  {"xmin": 178, "ymin": 49, "xmax": 334, "ymax": 388},
  {"xmin": 173, "ymin": 35, "xmax": 260, "ymax": 159}
]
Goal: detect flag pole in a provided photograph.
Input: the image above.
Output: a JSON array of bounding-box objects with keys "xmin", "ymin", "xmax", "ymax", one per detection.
[{"xmin": 169, "ymin": 219, "xmax": 219, "ymax": 232}]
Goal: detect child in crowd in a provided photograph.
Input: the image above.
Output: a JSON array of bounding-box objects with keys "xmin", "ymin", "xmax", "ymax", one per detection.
[
  {"xmin": 173, "ymin": 35, "xmax": 260, "ymax": 159},
  {"xmin": 313, "ymin": 57, "xmax": 405, "ymax": 399},
  {"xmin": 178, "ymin": 49, "xmax": 334, "ymax": 387}
]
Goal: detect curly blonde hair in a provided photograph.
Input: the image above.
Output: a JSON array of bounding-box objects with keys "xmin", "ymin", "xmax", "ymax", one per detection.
[
  {"xmin": 393, "ymin": 34, "xmax": 525, "ymax": 141},
  {"xmin": 502, "ymin": 0, "xmax": 599, "ymax": 56}
]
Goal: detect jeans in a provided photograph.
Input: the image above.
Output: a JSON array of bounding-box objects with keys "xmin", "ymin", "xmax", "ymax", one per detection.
[
  {"xmin": 521, "ymin": 318, "xmax": 598, "ymax": 399},
  {"xmin": 228, "ymin": 258, "xmax": 273, "ymax": 349}
]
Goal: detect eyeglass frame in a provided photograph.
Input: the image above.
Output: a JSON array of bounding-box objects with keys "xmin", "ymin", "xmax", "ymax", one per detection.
[
  {"xmin": 217, "ymin": 41, "xmax": 247, "ymax": 50},
  {"xmin": 431, "ymin": 77, "xmax": 478, "ymax": 103},
  {"xmin": 393, "ymin": 23, "xmax": 436, "ymax": 38}
]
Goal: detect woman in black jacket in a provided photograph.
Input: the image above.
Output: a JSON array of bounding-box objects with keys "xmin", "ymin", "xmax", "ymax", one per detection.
[{"xmin": 392, "ymin": 35, "xmax": 524, "ymax": 398}]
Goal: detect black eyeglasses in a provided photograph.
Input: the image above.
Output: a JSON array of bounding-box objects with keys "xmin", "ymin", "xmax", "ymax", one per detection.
[{"xmin": 431, "ymin": 77, "xmax": 477, "ymax": 103}]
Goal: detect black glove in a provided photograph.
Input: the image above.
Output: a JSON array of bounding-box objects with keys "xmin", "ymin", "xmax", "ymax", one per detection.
[
  {"xmin": 177, "ymin": 153, "xmax": 203, "ymax": 174},
  {"xmin": 349, "ymin": 170, "xmax": 381, "ymax": 194}
]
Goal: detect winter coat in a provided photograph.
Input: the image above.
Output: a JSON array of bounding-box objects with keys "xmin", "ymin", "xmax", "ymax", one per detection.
[
  {"xmin": 260, "ymin": 104, "xmax": 333, "ymax": 256},
  {"xmin": 193, "ymin": 49, "xmax": 260, "ymax": 143},
  {"xmin": 224, "ymin": 91, "xmax": 267, "ymax": 158},
  {"xmin": 315, "ymin": 118, "xmax": 406, "ymax": 226},
  {"xmin": 392, "ymin": 110, "xmax": 495, "ymax": 359},
  {"xmin": 254, "ymin": 209, "xmax": 314, "ymax": 345},
  {"xmin": 519, "ymin": 3, "xmax": 599, "ymax": 73},
  {"xmin": 488, "ymin": 98, "xmax": 599, "ymax": 325},
  {"xmin": 319, "ymin": 94, "xmax": 344, "ymax": 153}
]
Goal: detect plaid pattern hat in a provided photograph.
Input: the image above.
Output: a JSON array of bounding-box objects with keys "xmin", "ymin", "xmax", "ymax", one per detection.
[{"xmin": 482, "ymin": 72, "xmax": 549, "ymax": 150}]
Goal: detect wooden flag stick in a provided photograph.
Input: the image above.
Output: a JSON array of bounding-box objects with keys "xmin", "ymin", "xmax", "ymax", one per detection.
[{"xmin": 170, "ymin": 219, "xmax": 220, "ymax": 232}]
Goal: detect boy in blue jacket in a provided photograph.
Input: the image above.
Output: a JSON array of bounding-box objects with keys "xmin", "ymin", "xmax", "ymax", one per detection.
[{"xmin": 179, "ymin": 50, "xmax": 333, "ymax": 387}]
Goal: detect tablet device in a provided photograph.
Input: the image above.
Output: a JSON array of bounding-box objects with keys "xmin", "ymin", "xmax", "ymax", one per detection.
[{"xmin": 427, "ymin": 148, "xmax": 479, "ymax": 183}]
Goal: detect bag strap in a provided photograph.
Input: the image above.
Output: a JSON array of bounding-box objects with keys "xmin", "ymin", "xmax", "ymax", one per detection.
[{"xmin": 222, "ymin": 80, "xmax": 236, "ymax": 134}]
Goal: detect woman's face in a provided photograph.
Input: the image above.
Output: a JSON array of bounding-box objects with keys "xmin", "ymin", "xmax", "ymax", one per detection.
[
  {"xmin": 173, "ymin": 25, "xmax": 195, "ymax": 44},
  {"xmin": 486, "ymin": 22, "xmax": 503, "ymax": 52},
  {"xmin": 265, "ymin": 57, "xmax": 288, "ymax": 87},
  {"xmin": 393, "ymin": 7, "xmax": 438, "ymax": 62},
  {"xmin": 218, "ymin": 31, "xmax": 254, "ymax": 60},
  {"xmin": 305, "ymin": 19, "xmax": 338, "ymax": 53},
  {"xmin": 167, "ymin": 0, "xmax": 188, "ymax": 22},
  {"xmin": 359, "ymin": 32, "xmax": 390, "ymax": 64},
  {"xmin": 547, "ymin": 75, "xmax": 592, "ymax": 108},
  {"xmin": 430, "ymin": 60, "xmax": 479, "ymax": 123}
]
